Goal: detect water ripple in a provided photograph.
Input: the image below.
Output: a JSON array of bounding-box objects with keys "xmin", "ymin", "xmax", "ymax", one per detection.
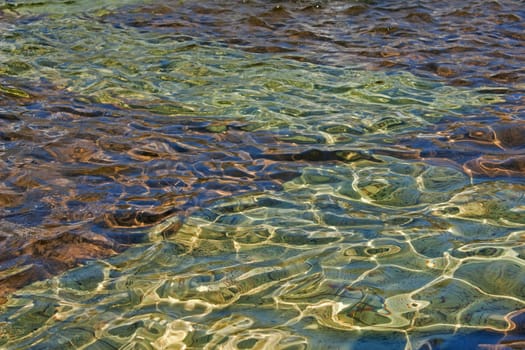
[{"xmin": 0, "ymin": 0, "xmax": 524, "ymax": 348}]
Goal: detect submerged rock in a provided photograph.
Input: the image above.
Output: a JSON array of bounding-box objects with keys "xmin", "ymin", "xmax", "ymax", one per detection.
[{"xmin": 464, "ymin": 155, "xmax": 525, "ymax": 178}]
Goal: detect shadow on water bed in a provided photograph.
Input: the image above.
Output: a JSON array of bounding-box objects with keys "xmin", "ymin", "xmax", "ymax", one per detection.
[{"xmin": 0, "ymin": 0, "xmax": 524, "ymax": 349}]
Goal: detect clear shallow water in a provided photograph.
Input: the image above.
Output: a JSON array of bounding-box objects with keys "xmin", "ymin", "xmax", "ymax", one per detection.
[{"xmin": 0, "ymin": 1, "xmax": 524, "ymax": 349}]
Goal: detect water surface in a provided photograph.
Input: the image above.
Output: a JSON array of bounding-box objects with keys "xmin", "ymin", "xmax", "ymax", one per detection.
[{"xmin": 0, "ymin": 1, "xmax": 524, "ymax": 349}]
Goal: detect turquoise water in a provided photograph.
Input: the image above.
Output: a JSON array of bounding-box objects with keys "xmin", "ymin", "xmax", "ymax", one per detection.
[{"xmin": 0, "ymin": 1, "xmax": 524, "ymax": 349}]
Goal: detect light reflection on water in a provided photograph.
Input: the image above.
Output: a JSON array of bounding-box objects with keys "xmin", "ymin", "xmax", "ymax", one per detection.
[{"xmin": 0, "ymin": 1, "xmax": 524, "ymax": 349}]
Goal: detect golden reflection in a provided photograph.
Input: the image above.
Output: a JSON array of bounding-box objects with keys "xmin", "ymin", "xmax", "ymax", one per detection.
[{"xmin": 0, "ymin": 0, "xmax": 523, "ymax": 348}]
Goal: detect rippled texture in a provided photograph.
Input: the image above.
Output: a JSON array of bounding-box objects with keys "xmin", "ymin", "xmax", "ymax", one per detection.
[{"xmin": 0, "ymin": 0, "xmax": 524, "ymax": 349}]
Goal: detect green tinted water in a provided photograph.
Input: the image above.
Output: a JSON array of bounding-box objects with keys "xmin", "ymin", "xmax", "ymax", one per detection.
[{"xmin": 0, "ymin": 1, "xmax": 524, "ymax": 349}]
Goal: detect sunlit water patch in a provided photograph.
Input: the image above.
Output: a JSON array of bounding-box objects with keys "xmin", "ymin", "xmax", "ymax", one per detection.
[
  {"xmin": 0, "ymin": 0, "xmax": 524, "ymax": 349},
  {"xmin": 1, "ymin": 159, "xmax": 525, "ymax": 349},
  {"xmin": 0, "ymin": 9, "xmax": 502, "ymax": 133}
]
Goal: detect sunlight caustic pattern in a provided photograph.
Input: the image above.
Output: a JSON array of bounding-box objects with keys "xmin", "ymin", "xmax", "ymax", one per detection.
[
  {"xmin": 0, "ymin": 0, "xmax": 524, "ymax": 349},
  {"xmin": 2, "ymin": 160, "xmax": 524, "ymax": 349}
]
